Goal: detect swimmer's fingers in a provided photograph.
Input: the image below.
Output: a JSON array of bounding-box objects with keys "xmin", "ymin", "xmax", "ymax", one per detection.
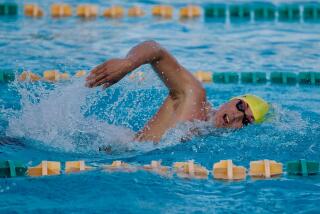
[
  {"xmin": 86, "ymin": 69, "xmax": 112, "ymax": 87},
  {"xmin": 102, "ymin": 82, "xmax": 112, "ymax": 89},
  {"xmin": 100, "ymin": 74, "xmax": 123, "ymax": 89},
  {"xmin": 89, "ymin": 61, "xmax": 108, "ymax": 76},
  {"xmin": 93, "ymin": 77, "xmax": 111, "ymax": 88},
  {"xmin": 86, "ymin": 61, "xmax": 110, "ymax": 82},
  {"xmin": 86, "ymin": 67, "xmax": 106, "ymax": 82},
  {"xmin": 91, "ymin": 72, "xmax": 120, "ymax": 88},
  {"xmin": 87, "ymin": 71, "xmax": 109, "ymax": 87}
]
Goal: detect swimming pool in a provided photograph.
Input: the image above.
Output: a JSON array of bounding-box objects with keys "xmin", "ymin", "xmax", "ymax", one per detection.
[{"xmin": 0, "ymin": 0, "xmax": 320, "ymax": 213}]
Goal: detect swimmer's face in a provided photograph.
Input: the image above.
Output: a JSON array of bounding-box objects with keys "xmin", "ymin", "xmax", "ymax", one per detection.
[{"xmin": 213, "ymin": 99, "xmax": 255, "ymax": 129}]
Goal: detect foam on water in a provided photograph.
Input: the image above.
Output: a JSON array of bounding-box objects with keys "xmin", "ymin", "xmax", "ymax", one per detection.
[{"xmin": 3, "ymin": 70, "xmax": 210, "ymax": 155}]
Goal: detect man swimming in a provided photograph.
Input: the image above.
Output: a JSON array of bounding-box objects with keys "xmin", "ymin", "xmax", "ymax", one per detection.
[{"xmin": 86, "ymin": 41, "xmax": 269, "ymax": 142}]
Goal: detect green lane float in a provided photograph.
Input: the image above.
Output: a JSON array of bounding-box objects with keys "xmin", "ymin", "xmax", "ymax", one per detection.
[
  {"xmin": 298, "ymin": 72, "xmax": 320, "ymax": 85},
  {"xmin": 0, "ymin": 3, "xmax": 18, "ymax": 16},
  {"xmin": 286, "ymin": 159, "xmax": 319, "ymax": 176},
  {"xmin": 229, "ymin": 4, "xmax": 251, "ymax": 21},
  {"xmin": 204, "ymin": 4, "xmax": 226, "ymax": 19},
  {"xmin": 0, "ymin": 70, "xmax": 14, "ymax": 83},
  {"xmin": 241, "ymin": 72, "xmax": 267, "ymax": 84},
  {"xmin": 1, "ymin": 70, "xmax": 319, "ymax": 87},
  {"xmin": 252, "ymin": 2, "xmax": 276, "ymax": 21},
  {"xmin": 213, "ymin": 72, "xmax": 239, "ymax": 84},
  {"xmin": 270, "ymin": 72, "xmax": 297, "ymax": 85},
  {"xmin": 0, "ymin": 161, "xmax": 27, "ymax": 178},
  {"xmin": 303, "ymin": 3, "xmax": 320, "ymax": 21},
  {"xmin": 278, "ymin": 4, "xmax": 300, "ymax": 22},
  {"xmin": 0, "ymin": 3, "xmax": 320, "ymax": 22},
  {"xmin": 1, "ymin": 159, "xmax": 319, "ymax": 180}
]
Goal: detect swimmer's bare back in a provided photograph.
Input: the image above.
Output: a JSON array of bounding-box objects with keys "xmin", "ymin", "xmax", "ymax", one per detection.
[{"xmin": 86, "ymin": 41, "xmax": 210, "ymax": 142}]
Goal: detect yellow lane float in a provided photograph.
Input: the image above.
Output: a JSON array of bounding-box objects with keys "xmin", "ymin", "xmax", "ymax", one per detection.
[
  {"xmin": 103, "ymin": 5, "xmax": 124, "ymax": 18},
  {"xmin": 173, "ymin": 160, "xmax": 208, "ymax": 179},
  {"xmin": 143, "ymin": 160, "xmax": 169, "ymax": 176},
  {"xmin": 24, "ymin": 4, "xmax": 44, "ymax": 17},
  {"xmin": 43, "ymin": 70, "xmax": 61, "ymax": 82},
  {"xmin": 250, "ymin": 160, "xmax": 283, "ymax": 178},
  {"xmin": 128, "ymin": 6, "xmax": 145, "ymax": 17},
  {"xmin": 19, "ymin": 71, "xmax": 41, "ymax": 82},
  {"xmin": 77, "ymin": 5, "xmax": 98, "ymax": 18},
  {"xmin": 75, "ymin": 70, "xmax": 86, "ymax": 77},
  {"xmin": 213, "ymin": 160, "xmax": 246, "ymax": 180},
  {"xmin": 193, "ymin": 71, "xmax": 212, "ymax": 82},
  {"xmin": 51, "ymin": 4, "xmax": 72, "ymax": 17},
  {"xmin": 59, "ymin": 73, "xmax": 70, "ymax": 80},
  {"xmin": 65, "ymin": 161, "xmax": 92, "ymax": 173},
  {"xmin": 28, "ymin": 161, "xmax": 61, "ymax": 177},
  {"xmin": 103, "ymin": 161, "xmax": 137, "ymax": 172},
  {"xmin": 180, "ymin": 5, "xmax": 201, "ymax": 18},
  {"xmin": 152, "ymin": 5, "xmax": 173, "ymax": 18}
]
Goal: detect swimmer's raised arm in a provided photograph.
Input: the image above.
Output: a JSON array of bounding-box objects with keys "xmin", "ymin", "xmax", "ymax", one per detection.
[
  {"xmin": 86, "ymin": 40, "xmax": 203, "ymax": 96},
  {"xmin": 86, "ymin": 41, "xmax": 208, "ymax": 142}
]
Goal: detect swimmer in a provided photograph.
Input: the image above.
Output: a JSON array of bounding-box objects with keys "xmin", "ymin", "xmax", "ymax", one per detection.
[{"xmin": 86, "ymin": 41, "xmax": 269, "ymax": 142}]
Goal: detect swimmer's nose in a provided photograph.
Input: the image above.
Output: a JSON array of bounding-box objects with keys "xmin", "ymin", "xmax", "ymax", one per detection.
[{"xmin": 226, "ymin": 112, "xmax": 243, "ymax": 124}]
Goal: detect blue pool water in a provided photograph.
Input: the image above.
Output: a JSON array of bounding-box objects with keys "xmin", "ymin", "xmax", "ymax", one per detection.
[{"xmin": 1, "ymin": 0, "xmax": 320, "ymax": 213}]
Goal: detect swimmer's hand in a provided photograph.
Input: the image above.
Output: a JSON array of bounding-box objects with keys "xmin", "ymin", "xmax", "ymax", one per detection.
[{"xmin": 86, "ymin": 58, "xmax": 133, "ymax": 89}]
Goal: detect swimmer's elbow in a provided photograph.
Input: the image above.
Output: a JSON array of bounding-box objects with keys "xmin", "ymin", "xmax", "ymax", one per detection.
[
  {"xmin": 141, "ymin": 40, "xmax": 166, "ymax": 59},
  {"xmin": 142, "ymin": 40, "xmax": 161, "ymax": 49}
]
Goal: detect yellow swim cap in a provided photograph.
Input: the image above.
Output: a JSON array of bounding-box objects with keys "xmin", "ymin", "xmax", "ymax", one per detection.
[{"xmin": 231, "ymin": 94, "xmax": 269, "ymax": 123}]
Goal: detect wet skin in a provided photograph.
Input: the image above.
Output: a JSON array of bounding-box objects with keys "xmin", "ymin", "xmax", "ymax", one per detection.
[{"xmin": 86, "ymin": 41, "xmax": 254, "ymax": 142}]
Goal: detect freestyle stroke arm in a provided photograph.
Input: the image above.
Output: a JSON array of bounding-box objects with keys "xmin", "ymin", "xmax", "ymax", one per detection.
[{"xmin": 86, "ymin": 41, "xmax": 207, "ymax": 142}]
